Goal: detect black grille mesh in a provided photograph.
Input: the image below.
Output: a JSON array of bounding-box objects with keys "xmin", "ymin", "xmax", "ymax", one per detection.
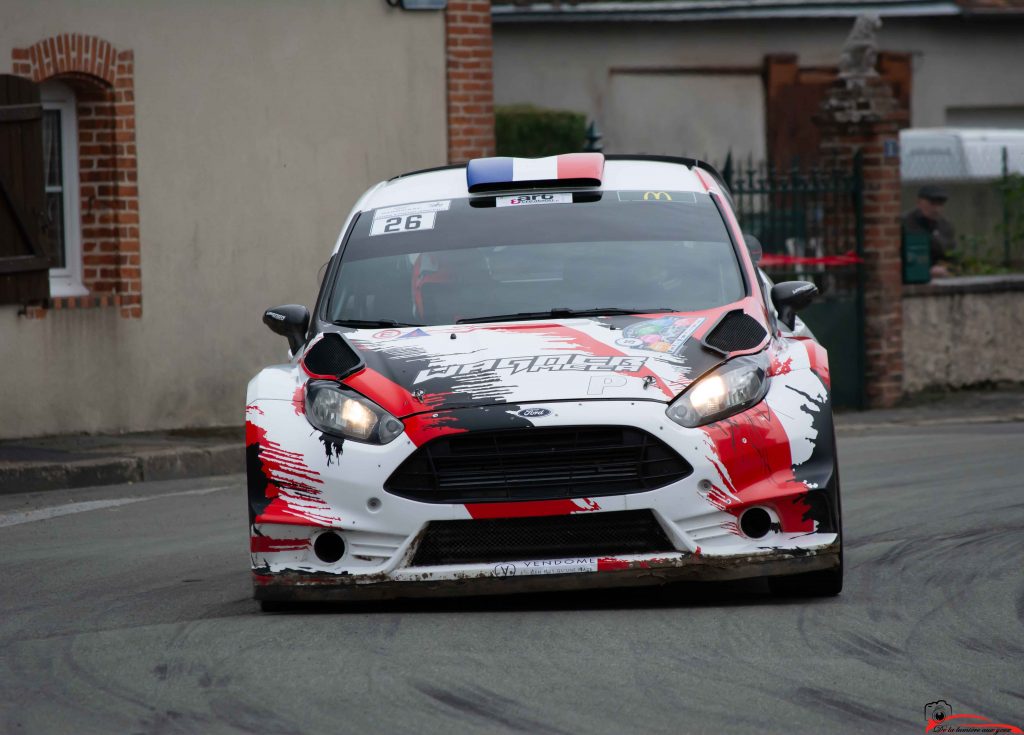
[
  {"xmin": 410, "ymin": 510, "xmax": 674, "ymax": 566},
  {"xmin": 704, "ymin": 311, "xmax": 767, "ymax": 353},
  {"xmin": 303, "ymin": 333, "xmax": 360, "ymax": 376},
  {"xmin": 385, "ymin": 426, "xmax": 692, "ymax": 504}
]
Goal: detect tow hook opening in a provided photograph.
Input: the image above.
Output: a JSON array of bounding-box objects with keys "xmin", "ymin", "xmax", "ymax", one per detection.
[
  {"xmin": 313, "ymin": 531, "xmax": 346, "ymax": 563},
  {"xmin": 739, "ymin": 507, "xmax": 773, "ymax": 539}
]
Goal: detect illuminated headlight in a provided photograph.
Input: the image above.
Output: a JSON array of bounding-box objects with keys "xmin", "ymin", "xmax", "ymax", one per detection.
[
  {"xmin": 305, "ymin": 382, "xmax": 405, "ymax": 444},
  {"xmin": 666, "ymin": 353, "xmax": 770, "ymax": 428}
]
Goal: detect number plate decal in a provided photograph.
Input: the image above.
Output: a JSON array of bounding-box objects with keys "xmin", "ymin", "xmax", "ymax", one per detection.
[{"xmin": 369, "ymin": 211, "xmax": 437, "ymax": 236}]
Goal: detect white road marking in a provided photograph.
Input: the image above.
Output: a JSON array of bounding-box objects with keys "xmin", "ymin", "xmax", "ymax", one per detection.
[{"xmin": 0, "ymin": 485, "xmax": 233, "ymax": 529}]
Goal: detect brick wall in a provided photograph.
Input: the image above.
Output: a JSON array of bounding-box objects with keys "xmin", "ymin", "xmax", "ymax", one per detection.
[
  {"xmin": 12, "ymin": 34, "xmax": 141, "ymax": 318},
  {"xmin": 817, "ymin": 76, "xmax": 909, "ymax": 408},
  {"xmin": 445, "ymin": 0, "xmax": 495, "ymax": 163}
]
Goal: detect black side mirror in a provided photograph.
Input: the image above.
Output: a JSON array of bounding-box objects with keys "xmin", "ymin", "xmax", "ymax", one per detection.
[
  {"xmin": 263, "ymin": 304, "xmax": 310, "ymax": 355},
  {"xmin": 771, "ymin": 281, "xmax": 817, "ymax": 331},
  {"xmin": 743, "ymin": 233, "xmax": 763, "ymax": 265}
]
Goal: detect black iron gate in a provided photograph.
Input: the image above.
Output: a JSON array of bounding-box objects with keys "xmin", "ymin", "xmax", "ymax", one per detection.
[{"xmin": 722, "ymin": 154, "xmax": 865, "ymax": 409}]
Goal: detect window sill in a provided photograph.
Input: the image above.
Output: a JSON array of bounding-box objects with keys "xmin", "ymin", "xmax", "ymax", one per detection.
[{"xmin": 49, "ymin": 280, "xmax": 90, "ymax": 298}]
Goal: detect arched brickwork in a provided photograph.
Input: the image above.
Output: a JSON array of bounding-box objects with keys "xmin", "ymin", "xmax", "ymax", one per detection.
[{"xmin": 12, "ymin": 34, "xmax": 141, "ymax": 318}]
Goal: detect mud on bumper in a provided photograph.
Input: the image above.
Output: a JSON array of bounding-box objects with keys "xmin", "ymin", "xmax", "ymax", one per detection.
[{"xmin": 253, "ymin": 542, "xmax": 841, "ymax": 602}]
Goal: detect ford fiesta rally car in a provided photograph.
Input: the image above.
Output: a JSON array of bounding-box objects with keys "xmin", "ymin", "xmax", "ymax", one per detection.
[{"xmin": 247, "ymin": 153, "xmax": 842, "ymax": 608}]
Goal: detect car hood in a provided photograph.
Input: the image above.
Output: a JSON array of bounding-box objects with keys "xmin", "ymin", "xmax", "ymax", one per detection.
[{"xmin": 340, "ymin": 312, "xmax": 744, "ymax": 416}]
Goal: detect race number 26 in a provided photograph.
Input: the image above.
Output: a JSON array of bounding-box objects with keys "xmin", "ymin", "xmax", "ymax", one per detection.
[{"xmin": 370, "ymin": 211, "xmax": 436, "ymax": 236}]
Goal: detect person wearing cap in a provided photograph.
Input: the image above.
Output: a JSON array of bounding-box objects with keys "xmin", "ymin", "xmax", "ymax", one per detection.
[{"xmin": 902, "ymin": 184, "xmax": 957, "ymax": 278}]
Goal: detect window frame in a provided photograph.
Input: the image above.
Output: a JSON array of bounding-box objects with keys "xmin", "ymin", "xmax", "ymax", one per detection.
[{"xmin": 40, "ymin": 81, "xmax": 87, "ymax": 298}]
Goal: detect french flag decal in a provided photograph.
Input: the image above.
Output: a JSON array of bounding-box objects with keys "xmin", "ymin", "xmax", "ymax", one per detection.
[{"xmin": 466, "ymin": 153, "xmax": 604, "ymax": 193}]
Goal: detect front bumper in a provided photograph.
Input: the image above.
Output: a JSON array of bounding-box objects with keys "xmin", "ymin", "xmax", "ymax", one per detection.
[
  {"xmin": 254, "ymin": 542, "xmax": 841, "ymax": 601},
  {"xmin": 246, "ymin": 345, "xmax": 839, "ymax": 602}
]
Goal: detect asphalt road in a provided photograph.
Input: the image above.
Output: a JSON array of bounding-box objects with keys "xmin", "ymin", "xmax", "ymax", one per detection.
[{"xmin": 1, "ymin": 420, "xmax": 1022, "ymax": 735}]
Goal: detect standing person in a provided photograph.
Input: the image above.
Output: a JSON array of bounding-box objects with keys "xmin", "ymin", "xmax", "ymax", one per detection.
[{"xmin": 902, "ymin": 184, "xmax": 957, "ymax": 278}]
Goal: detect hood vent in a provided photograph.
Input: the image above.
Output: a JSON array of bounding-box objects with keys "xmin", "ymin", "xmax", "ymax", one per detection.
[
  {"xmin": 703, "ymin": 310, "xmax": 767, "ymax": 354},
  {"xmin": 302, "ymin": 333, "xmax": 362, "ymax": 378}
]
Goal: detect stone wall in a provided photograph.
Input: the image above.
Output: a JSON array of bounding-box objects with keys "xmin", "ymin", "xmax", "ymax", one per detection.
[{"xmin": 903, "ymin": 276, "xmax": 1024, "ymax": 392}]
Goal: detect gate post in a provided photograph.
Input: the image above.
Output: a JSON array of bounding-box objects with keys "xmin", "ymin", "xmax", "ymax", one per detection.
[{"xmin": 815, "ymin": 17, "xmax": 909, "ymax": 408}]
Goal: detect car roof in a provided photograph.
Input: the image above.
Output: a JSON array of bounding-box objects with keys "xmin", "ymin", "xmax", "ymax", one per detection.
[{"xmin": 359, "ymin": 157, "xmax": 710, "ymax": 211}]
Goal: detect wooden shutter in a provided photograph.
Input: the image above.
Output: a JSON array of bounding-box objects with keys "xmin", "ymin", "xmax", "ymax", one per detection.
[{"xmin": 0, "ymin": 74, "xmax": 49, "ymax": 305}]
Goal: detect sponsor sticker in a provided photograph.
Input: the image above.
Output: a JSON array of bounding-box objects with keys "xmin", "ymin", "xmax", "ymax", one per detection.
[
  {"xmin": 373, "ymin": 199, "xmax": 451, "ymax": 219},
  {"xmin": 414, "ymin": 354, "xmax": 648, "ymax": 384},
  {"xmin": 496, "ymin": 193, "xmax": 572, "ymax": 208},
  {"xmin": 492, "ymin": 558, "xmax": 598, "ymax": 577},
  {"xmin": 617, "ymin": 316, "xmax": 704, "ymax": 355},
  {"xmin": 616, "ymin": 190, "xmax": 698, "ymax": 203}
]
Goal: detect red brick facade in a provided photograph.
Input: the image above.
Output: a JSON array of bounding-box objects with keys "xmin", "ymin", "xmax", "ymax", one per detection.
[
  {"xmin": 445, "ymin": 1, "xmax": 495, "ymax": 163},
  {"xmin": 12, "ymin": 33, "xmax": 141, "ymax": 318},
  {"xmin": 818, "ymin": 77, "xmax": 910, "ymax": 408}
]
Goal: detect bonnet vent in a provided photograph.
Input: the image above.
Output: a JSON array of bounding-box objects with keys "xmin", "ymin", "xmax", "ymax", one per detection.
[
  {"xmin": 703, "ymin": 310, "xmax": 768, "ymax": 354},
  {"xmin": 302, "ymin": 333, "xmax": 361, "ymax": 378}
]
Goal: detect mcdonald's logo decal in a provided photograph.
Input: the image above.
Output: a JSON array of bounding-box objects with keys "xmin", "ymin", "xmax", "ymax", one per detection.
[{"xmin": 615, "ymin": 190, "xmax": 697, "ymax": 203}]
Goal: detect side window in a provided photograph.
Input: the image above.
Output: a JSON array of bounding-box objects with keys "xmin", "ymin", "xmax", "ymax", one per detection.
[{"xmin": 40, "ymin": 81, "xmax": 85, "ymax": 297}]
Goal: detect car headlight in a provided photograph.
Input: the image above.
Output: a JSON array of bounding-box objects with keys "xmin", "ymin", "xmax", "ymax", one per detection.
[
  {"xmin": 665, "ymin": 353, "xmax": 770, "ymax": 428},
  {"xmin": 305, "ymin": 381, "xmax": 405, "ymax": 444}
]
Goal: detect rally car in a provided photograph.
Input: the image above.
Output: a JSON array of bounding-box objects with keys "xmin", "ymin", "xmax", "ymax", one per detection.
[{"xmin": 247, "ymin": 153, "xmax": 842, "ymax": 608}]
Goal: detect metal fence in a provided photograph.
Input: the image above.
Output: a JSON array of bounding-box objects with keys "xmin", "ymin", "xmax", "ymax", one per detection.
[{"xmin": 719, "ymin": 153, "xmax": 863, "ymax": 296}]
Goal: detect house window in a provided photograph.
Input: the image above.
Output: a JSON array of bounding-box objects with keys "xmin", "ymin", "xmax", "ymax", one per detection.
[{"xmin": 40, "ymin": 81, "xmax": 86, "ymax": 297}]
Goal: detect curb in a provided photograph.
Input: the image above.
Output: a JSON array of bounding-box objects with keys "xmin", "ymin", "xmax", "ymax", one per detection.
[
  {"xmin": 837, "ymin": 413, "xmax": 1024, "ymax": 433},
  {"xmin": 0, "ymin": 444, "xmax": 243, "ymax": 495}
]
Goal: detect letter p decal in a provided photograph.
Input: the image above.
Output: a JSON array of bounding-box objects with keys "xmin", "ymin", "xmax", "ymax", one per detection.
[{"xmin": 588, "ymin": 375, "xmax": 628, "ymax": 395}]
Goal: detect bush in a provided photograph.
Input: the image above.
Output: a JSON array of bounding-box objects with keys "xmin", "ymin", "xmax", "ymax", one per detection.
[{"xmin": 495, "ymin": 104, "xmax": 587, "ymax": 158}]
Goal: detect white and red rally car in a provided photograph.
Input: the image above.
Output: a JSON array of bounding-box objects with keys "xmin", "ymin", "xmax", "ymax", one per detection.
[{"xmin": 247, "ymin": 153, "xmax": 842, "ymax": 608}]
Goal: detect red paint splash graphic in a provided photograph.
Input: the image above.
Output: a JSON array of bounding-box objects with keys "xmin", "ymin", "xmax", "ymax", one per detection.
[
  {"xmin": 465, "ymin": 498, "xmax": 601, "ymax": 519},
  {"xmin": 800, "ymin": 338, "xmax": 831, "ymax": 389},
  {"xmin": 700, "ymin": 402, "xmax": 814, "ymax": 533},
  {"xmin": 768, "ymin": 356, "xmax": 792, "ymax": 377},
  {"xmin": 245, "ymin": 403, "xmax": 264, "ymax": 416},
  {"xmin": 247, "ymin": 419, "xmax": 337, "ymax": 527},
  {"xmin": 250, "ymin": 536, "xmax": 309, "ymax": 553},
  {"xmin": 403, "ymin": 411, "xmax": 469, "ymax": 446},
  {"xmin": 292, "ymin": 385, "xmax": 305, "ymax": 416},
  {"xmin": 596, "ymin": 558, "xmax": 631, "ymax": 571}
]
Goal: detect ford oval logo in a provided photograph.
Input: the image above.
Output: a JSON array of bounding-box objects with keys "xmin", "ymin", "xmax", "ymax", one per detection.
[{"xmin": 518, "ymin": 407, "xmax": 551, "ymax": 418}]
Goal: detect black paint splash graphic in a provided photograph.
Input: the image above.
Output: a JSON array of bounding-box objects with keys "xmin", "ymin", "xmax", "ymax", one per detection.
[
  {"xmin": 786, "ymin": 383, "xmax": 839, "ymax": 534},
  {"xmin": 318, "ymin": 434, "xmax": 345, "ymax": 466}
]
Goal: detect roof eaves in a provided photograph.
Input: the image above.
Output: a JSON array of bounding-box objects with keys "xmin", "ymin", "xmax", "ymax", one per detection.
[{"xmin": 492, "ymin": 0, "xmax": 963, "ymax": 22}]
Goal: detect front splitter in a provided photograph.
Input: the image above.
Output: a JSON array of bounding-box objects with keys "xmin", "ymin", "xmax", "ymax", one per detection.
[{"xmin": 253, "ymin": 543, "xmax": 840, "ymax": 601}]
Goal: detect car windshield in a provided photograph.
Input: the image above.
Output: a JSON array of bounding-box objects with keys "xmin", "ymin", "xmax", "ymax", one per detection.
[{"xmin": 326, "ymin": 191, "xmax": 745, "ymax": 327}]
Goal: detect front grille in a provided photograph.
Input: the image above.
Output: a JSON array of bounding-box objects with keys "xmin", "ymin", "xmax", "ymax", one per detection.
[
  {"xmin": 704, "ymin": 310, "xmax": 767, "ymax": 353},
  {"xmin": 410, "ymin": 509, "xmax": 674, "ymax": 566},
  {"xmin": 385, "ymin": 425, "xmax": 692, "ymax": 504}
]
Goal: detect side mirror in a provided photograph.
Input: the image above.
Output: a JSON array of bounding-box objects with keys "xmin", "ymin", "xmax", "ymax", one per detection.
[
  {"xmin": 771, "ymin": 281, "xmax": 817, "ymax": 331},
  {"xmin": 743, "ymin": 233, "xmax": 763, "ymax": 265},
  {"xmin": 263, "ymin": 304, "xmax": 310, "ymax": 355}
]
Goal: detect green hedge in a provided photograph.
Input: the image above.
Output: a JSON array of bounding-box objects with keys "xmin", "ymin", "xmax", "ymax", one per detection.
[{"xmin": 495, "ymin": 104, "xmax": 587, "ymax": 158}]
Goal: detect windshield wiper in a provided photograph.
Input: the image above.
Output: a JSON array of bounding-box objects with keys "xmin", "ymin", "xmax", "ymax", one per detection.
[
  {"xmin": 456, "ymin": 307, "xmax": 677, "ymax": 325},
  {"xmin": 332, "ymin": 318, "xmax": 424, "ymax": 328}
]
